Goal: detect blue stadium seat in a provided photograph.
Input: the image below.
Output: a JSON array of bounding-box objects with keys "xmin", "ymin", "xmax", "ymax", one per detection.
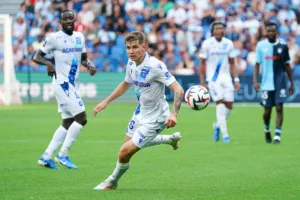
[
  {"xmin": 94, "ymin": 57, "xmax": 105, "ymax": 70},
  {"xmin": 27, "ymin": 36, "xmax": 37, "ymax": 45},
  {"xmin": 108, "ymin": 57, "xmax": 120, "ymax": 71},
  {"xmin": 115, "ymin": 35, "xmax": 125, "ymax": 47},
  {"xmin": 244, "ymin": 65, "xmax": 254, "ymax": 75},
  {"xmin": 295, "ymin": 36, "xmax": 300, "ymax": 45},
  {"xmin": 293, "ymin": 65, "xmax": 300, "ymax": 75},
  {"xmin": 111, "ymin": 46, "xmax": 125, "ymax": 56},
  {"xmin": 37, "ymin": 65, "xmax": 47, "ymax": 72},
  {"xmin": 97, "ymin": 15, "xmax": 106, "ymax": 26},
  {"xmin": 99, "ymin": 46, "xmax": 109, "ymax": 56},
  {"xmin": 20, "ymin": 65, "xmax": 35, "ymax": 72}
]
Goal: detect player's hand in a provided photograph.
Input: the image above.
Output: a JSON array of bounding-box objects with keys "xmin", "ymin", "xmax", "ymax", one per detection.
[
  {"xmin": 289, "ymin": 84, "xmax": 294, "ymax": 96},
  {"xmin": 87, "ymin": 62, "xmax": 97, "ymax": 76},
  {"xmin": 93, "ymin": 100, "xmax": 108, "ymax": 116},
  {"xmin": 234, "ymin": 82, "xmax": 240, "ymax": 92},
  {"xmin": 46, "ymin": 63, "xmax": 56, "ymax": 79},
  {"xmin": 254, "ymin": 82, "xmax": 260, "ymax": 92},
  {"xmin": 165, "ymin": 114, "xmax": 177, "ymax": 129}
]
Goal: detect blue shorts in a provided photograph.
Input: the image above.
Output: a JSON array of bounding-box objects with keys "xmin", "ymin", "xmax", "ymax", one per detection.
[{"xmin": 260, "ymin": 90, "xmax": 287, "ymax": 107}]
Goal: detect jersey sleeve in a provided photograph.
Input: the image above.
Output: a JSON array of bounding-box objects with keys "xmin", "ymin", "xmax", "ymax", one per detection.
[
  {"xmin": 255, "ymin": 42, "xmax": 262, "ymax": 64},
  {"xmin": 81, "ymin": 34, "xmax": 87, "ymax": 53},
  {"xmin": 154, "ymin": 62, "xmax": 176, "ymax": 87},
  {"xmin": 283, "ymin": 45, "xmax": 290, "ymax": 64},
  {"xmin": 199, "ymin": 40, "xmax": 209, "ymax": 59},
  {"xmin": 40, "ymin": 34, "xmax": 55, "ymax": 54},
  {"xmin": 124, "ymin": 61, "xmax": 133, "ymax": 84},
  {"xmin": 228, "ymin": 41, "xmax": 235, "ymax": 58}
]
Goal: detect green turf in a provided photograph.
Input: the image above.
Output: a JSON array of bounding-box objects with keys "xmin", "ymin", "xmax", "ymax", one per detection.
[{"xmin": 0, "ymin": 103, "xmax": 299, "ymax": 200}]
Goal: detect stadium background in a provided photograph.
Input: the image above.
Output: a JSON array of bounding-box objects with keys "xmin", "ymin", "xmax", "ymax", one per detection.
[
  {"xmin": 1, "ymin": 1, "xmax": 300, "ymax": 200},
  {"xmin": 1, "ymin": 0, "xmax": 300, "ymax": 103}
]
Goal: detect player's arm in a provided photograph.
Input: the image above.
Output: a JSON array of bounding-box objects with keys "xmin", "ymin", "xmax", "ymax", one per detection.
[
  {"xmin": 81, "ymin": 52, "xmax": 96, "ymax": 76},
  {"xmin": 166, "ymin": 81, "xmax": 184, "ymax": 128},
  {"xmin": 253, "ymin": 62, "xmax": 260, "ymax": 92},
  {"xmin": 32, "ymin": 50, "xmax": 56, "ymax": 78},
  {"xmin": 199, "ymin": 58, "xmax": 207, "ymax": 88},
  {"xmin": 229, "ymin": 57, "xmax": 240, "ymax": 92},
  {"xmin": 283, "ymin": 45, "xmax": 294, "ymax": 95},
  {"xmin": 199, "ymin": 41, "xmax": 208, "ymax": 88},
  {"xmin": 253, "ymin": 42, "xmax": 261, "ymax": 92},
  {"xmin": 93, "ymin": 81, "xmax": 132, "ymax": 116}
]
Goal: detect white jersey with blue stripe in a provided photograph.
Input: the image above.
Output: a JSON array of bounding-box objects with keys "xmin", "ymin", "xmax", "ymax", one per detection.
[
  {"xmin": 40, "ymin": 30, "xmax": 86, "ymax": 87},
  {"xmin": 199, "ymin": 37, "xmax": 235, "ymax": 82},
  {"xmin": 125, "ymin": 53, "xmax": 176, "ymax": 123}
]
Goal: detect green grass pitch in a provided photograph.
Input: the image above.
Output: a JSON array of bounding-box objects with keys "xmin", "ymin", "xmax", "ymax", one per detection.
[{"xmin": 0, "ymin": 103, "xmax": 299, "ymax": 200}]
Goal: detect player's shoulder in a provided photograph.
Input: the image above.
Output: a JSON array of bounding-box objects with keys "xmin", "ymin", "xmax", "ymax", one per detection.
[
  {"xmin": 257, "ymin": 39, "xmax": 268, "ymax": 48},
  {"xmin": 145, "ymin": 55, "xmax": 167, "ymax": 71},
  {"xmin": 278, "ymin": 38, "xmax": 288, "ymax": 48},
  {"xmin": 73, "ymin": 31, "xmax": 85, "ymax": 37}
]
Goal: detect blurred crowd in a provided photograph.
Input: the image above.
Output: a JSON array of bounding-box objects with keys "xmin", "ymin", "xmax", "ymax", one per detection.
[{"xmin": 9, "ymin": 0, "xmax": 300, "ymax": 75}]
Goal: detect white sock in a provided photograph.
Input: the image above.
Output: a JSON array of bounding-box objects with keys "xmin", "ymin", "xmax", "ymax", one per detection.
[
  {"xmin": 43, "ymin": 125, "xmax": 67, "ymax": 160},
  {"xmin": 215, "ymin": 107, "xmax": 231, "ymax": 128},
  {"xmin": 59, "ymin": 121, "xmax": 83, "ymax": 157},
  {"xmin": 144, "ymin": 135, "xmax": 171, "ymax": 148},
  {"xmin": 110, "ymin": 162, "xmax": 130, "ymax": 183},
  {"xmin": 225, "ymin": 107, "xmax": 231, "ymax": 119},
  {"xmin": 216, "ymin": 104, "xmax": 229, "ymax": 138}
]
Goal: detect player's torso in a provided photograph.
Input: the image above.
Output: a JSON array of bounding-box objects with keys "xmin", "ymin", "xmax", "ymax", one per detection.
[
  {"xmin": 128, "ymin": 58, "xmax": 165, "ymax": 106},
  {"xmin": 206, "ymin": 37, "xmax": 232, "ymax": 81},
  {"xmin": 52, "ymin": 31, "xmax": 84, "ymax": 85}
]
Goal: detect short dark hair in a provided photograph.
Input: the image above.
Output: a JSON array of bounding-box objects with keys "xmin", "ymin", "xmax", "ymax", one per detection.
[
  {"xmin": 265, "ymin": 21, "xmax": 278, "ymax": 30},
  {"xmin": 124, "ymin": 31, "xmax": 146, "ymax": 44},
  {"xmin": 211, "ymin": 21, "xmax": 225, "ymax": 33},
  {"xmin": 59, "ymin": 10, "xmax": 74, "ymax": 20}
]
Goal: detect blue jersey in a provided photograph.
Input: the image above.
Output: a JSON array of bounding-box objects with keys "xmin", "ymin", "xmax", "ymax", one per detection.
[{"xmin": 256, "ymin": 39, "xmax": 290, "ymax": 91}]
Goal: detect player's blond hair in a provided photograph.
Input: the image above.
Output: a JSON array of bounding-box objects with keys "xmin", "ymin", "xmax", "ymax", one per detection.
[{"xmin": 124, "ymin": 31, "xmax": 146, "ymax": 44}]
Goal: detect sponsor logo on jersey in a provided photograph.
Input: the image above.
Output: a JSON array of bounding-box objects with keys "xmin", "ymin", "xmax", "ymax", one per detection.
[
  {"xmin": 133, "ymin": 81, "xmax": 151, "ymax": 87},
  {"xmin": 264, "ymin": 56, "xmax": 280, "ymax": 60},
  {"xmin": 62, "ymin": 48, "xmax": 82, "ymax": 53}
]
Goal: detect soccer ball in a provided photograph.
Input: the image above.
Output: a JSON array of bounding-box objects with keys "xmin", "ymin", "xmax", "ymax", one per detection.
[{"xmin": 185, "ymin": 85, "xmax": 210, "ymax": 110}]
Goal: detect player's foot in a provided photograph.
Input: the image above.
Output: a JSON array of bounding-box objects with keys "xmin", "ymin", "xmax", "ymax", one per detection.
[
  {"xmin": 223, "ymin": 136, "xmax": 230, "ymax": 143},
  {"xmin": 213, "ymin": 122, "xmax": 220, "ymax": 141},
  {"xmin": 170, "ymin": 132, "xmax": 182, "ymax": 150},
  {"xmin": 94, "ymin": 177, "xmax": 118, "ymax": 190},
  {"xmin": 38, "ymin": 157, "xmax": 59, "ymax": 169},
  {"xmin": 265, "ymin": 131, "xmax": 272, "ymax": 143},
  {"xmin": 273, "ymin": 135, "xmax": 280, "ymax": 144},
  {"xmin": 55, "ymin": 155, "xmax": 78, "ymax": 169}
]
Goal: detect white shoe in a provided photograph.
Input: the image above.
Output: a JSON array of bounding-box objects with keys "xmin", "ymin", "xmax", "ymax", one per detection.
[
  {"xmin": 170, "ymin": 132, "xmax": 182, "ymax": 150},
  {"xmin": 94, "ymin": 177, "xmax": 118, "ymax": 190}
]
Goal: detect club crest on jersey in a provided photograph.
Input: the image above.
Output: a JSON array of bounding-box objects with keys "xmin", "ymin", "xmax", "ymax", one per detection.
[
  {"xmin": 277, "ymin": 48, "xmax": 282, "ymax": 54},
  {"xmin": 222, "ymin": 43, "xmax": 228, "ymax": 49},
  {"xmin": 76, "ymin": 37, "xmax": 81, "ymax": 45},
  {"xmin": 139, "ymin": 68, "xmax": 150, "ymax": 80}
]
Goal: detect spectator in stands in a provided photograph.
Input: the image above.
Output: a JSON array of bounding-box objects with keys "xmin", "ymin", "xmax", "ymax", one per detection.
[
  {"xmin": 175, "ymin": 52, "xmax": 195, "ymax": 75},
  {"xmin": 78, "ymin": 3, "xmax": 95, "ymax": 26},
  {"xmin": 13, "ymin": 16, "xmax": 26, "ymax": 38},
  {"xmin": 163, "ymin": 51, "xmax": 179, "ymax": 74},
  {"xmin": 235, "ymin": 51, "xmax": 247, "ymax": 75},
  {"xmin": 34, "ymin": 0, "xmax": 51, "ymax": 17}
]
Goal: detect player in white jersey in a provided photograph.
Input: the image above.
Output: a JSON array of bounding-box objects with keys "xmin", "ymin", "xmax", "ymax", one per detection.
[
  {"xmin": 92, "ymin": 31, "xmax": 184, "ymax": 190},
  {"xmin": 33, "ymin": 10, "xmax": 97, "ymax": 169},
  {"xmin": 199, "ymin": 22, "xmax": 240, "ymax": 143}
]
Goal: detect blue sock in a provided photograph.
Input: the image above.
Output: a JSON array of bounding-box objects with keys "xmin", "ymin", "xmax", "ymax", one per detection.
[
  {"xmin": 275, "ymin": 127, "xmax": 282, "ymax": 137},
  {"xmin": 264, "ymin": 124, "xmax": 270, "ymax": 132}
]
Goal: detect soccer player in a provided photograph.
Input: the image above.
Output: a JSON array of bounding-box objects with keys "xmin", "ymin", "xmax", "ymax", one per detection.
[
  {"xmin": 92, "ymin": 31, "xmax": 184, "ymax": 190},
  {"xmin": 32, "ymin": 10, "xmax": 97, "ymax": 169},
  {"xmin": 199, "ymin": 21, "xmax": 240, "ymax": 143},
  {"xmin": 253, "ymin": 22, "xmax": 294, "ymax": 144}
]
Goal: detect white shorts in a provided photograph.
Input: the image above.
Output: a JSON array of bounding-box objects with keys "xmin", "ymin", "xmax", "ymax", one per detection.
[
  {"xmin": 208, "ymin": 76, "xmax": 234, "ymax": 102},
  {"xmin": 126, "ymin": 119, "xmax": 166, "ymax": 149},
  {"xmin": 52, "ymin": 83, "xmax": 85, "ymax": 119}
]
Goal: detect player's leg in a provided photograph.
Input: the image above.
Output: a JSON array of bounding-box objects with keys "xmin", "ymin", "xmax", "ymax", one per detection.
[
  {"xmin": 94, "ymin": 124, "xmax": 159, "ymax": 190},
  {"xmin": 208, "ymin": 81, "xmax": 224, "ymax": 141},
  {"xmin": 261, "ymin": 91, "xmax": 275, "ymax": 143},
  {"xmin": 56, "ymin": 111, "xmax": 87, "ymax": 169},
  {"xmin": 38, "ymin": 119, "xmax": 72, "ymax": 169},
  {"xmin": 274, "ymin": 103, "xmax": 283, "ymax": 144},
  {"xmin": 215, "ymin": 100, "xmax": 230, "ymax": 142},
  {"xmin": 94, "ymin": 138, "xmax": 141, "ymax": 190}
]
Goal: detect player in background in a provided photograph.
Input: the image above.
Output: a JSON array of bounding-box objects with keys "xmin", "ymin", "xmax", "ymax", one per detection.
[
  {"xmin": 92, "ymin": 31, "xmax": 184, "ymax": 190},
  {"xmin": 253, "ymin": 21, "xmax": 294, "ymax": 144},
  {"xmin": 33, "ymin": 10, "xmax": 97, "ymax": 169},
  {"xmin": 199, "ymin": 21, "xmax": 240, "ymax": 143}
]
